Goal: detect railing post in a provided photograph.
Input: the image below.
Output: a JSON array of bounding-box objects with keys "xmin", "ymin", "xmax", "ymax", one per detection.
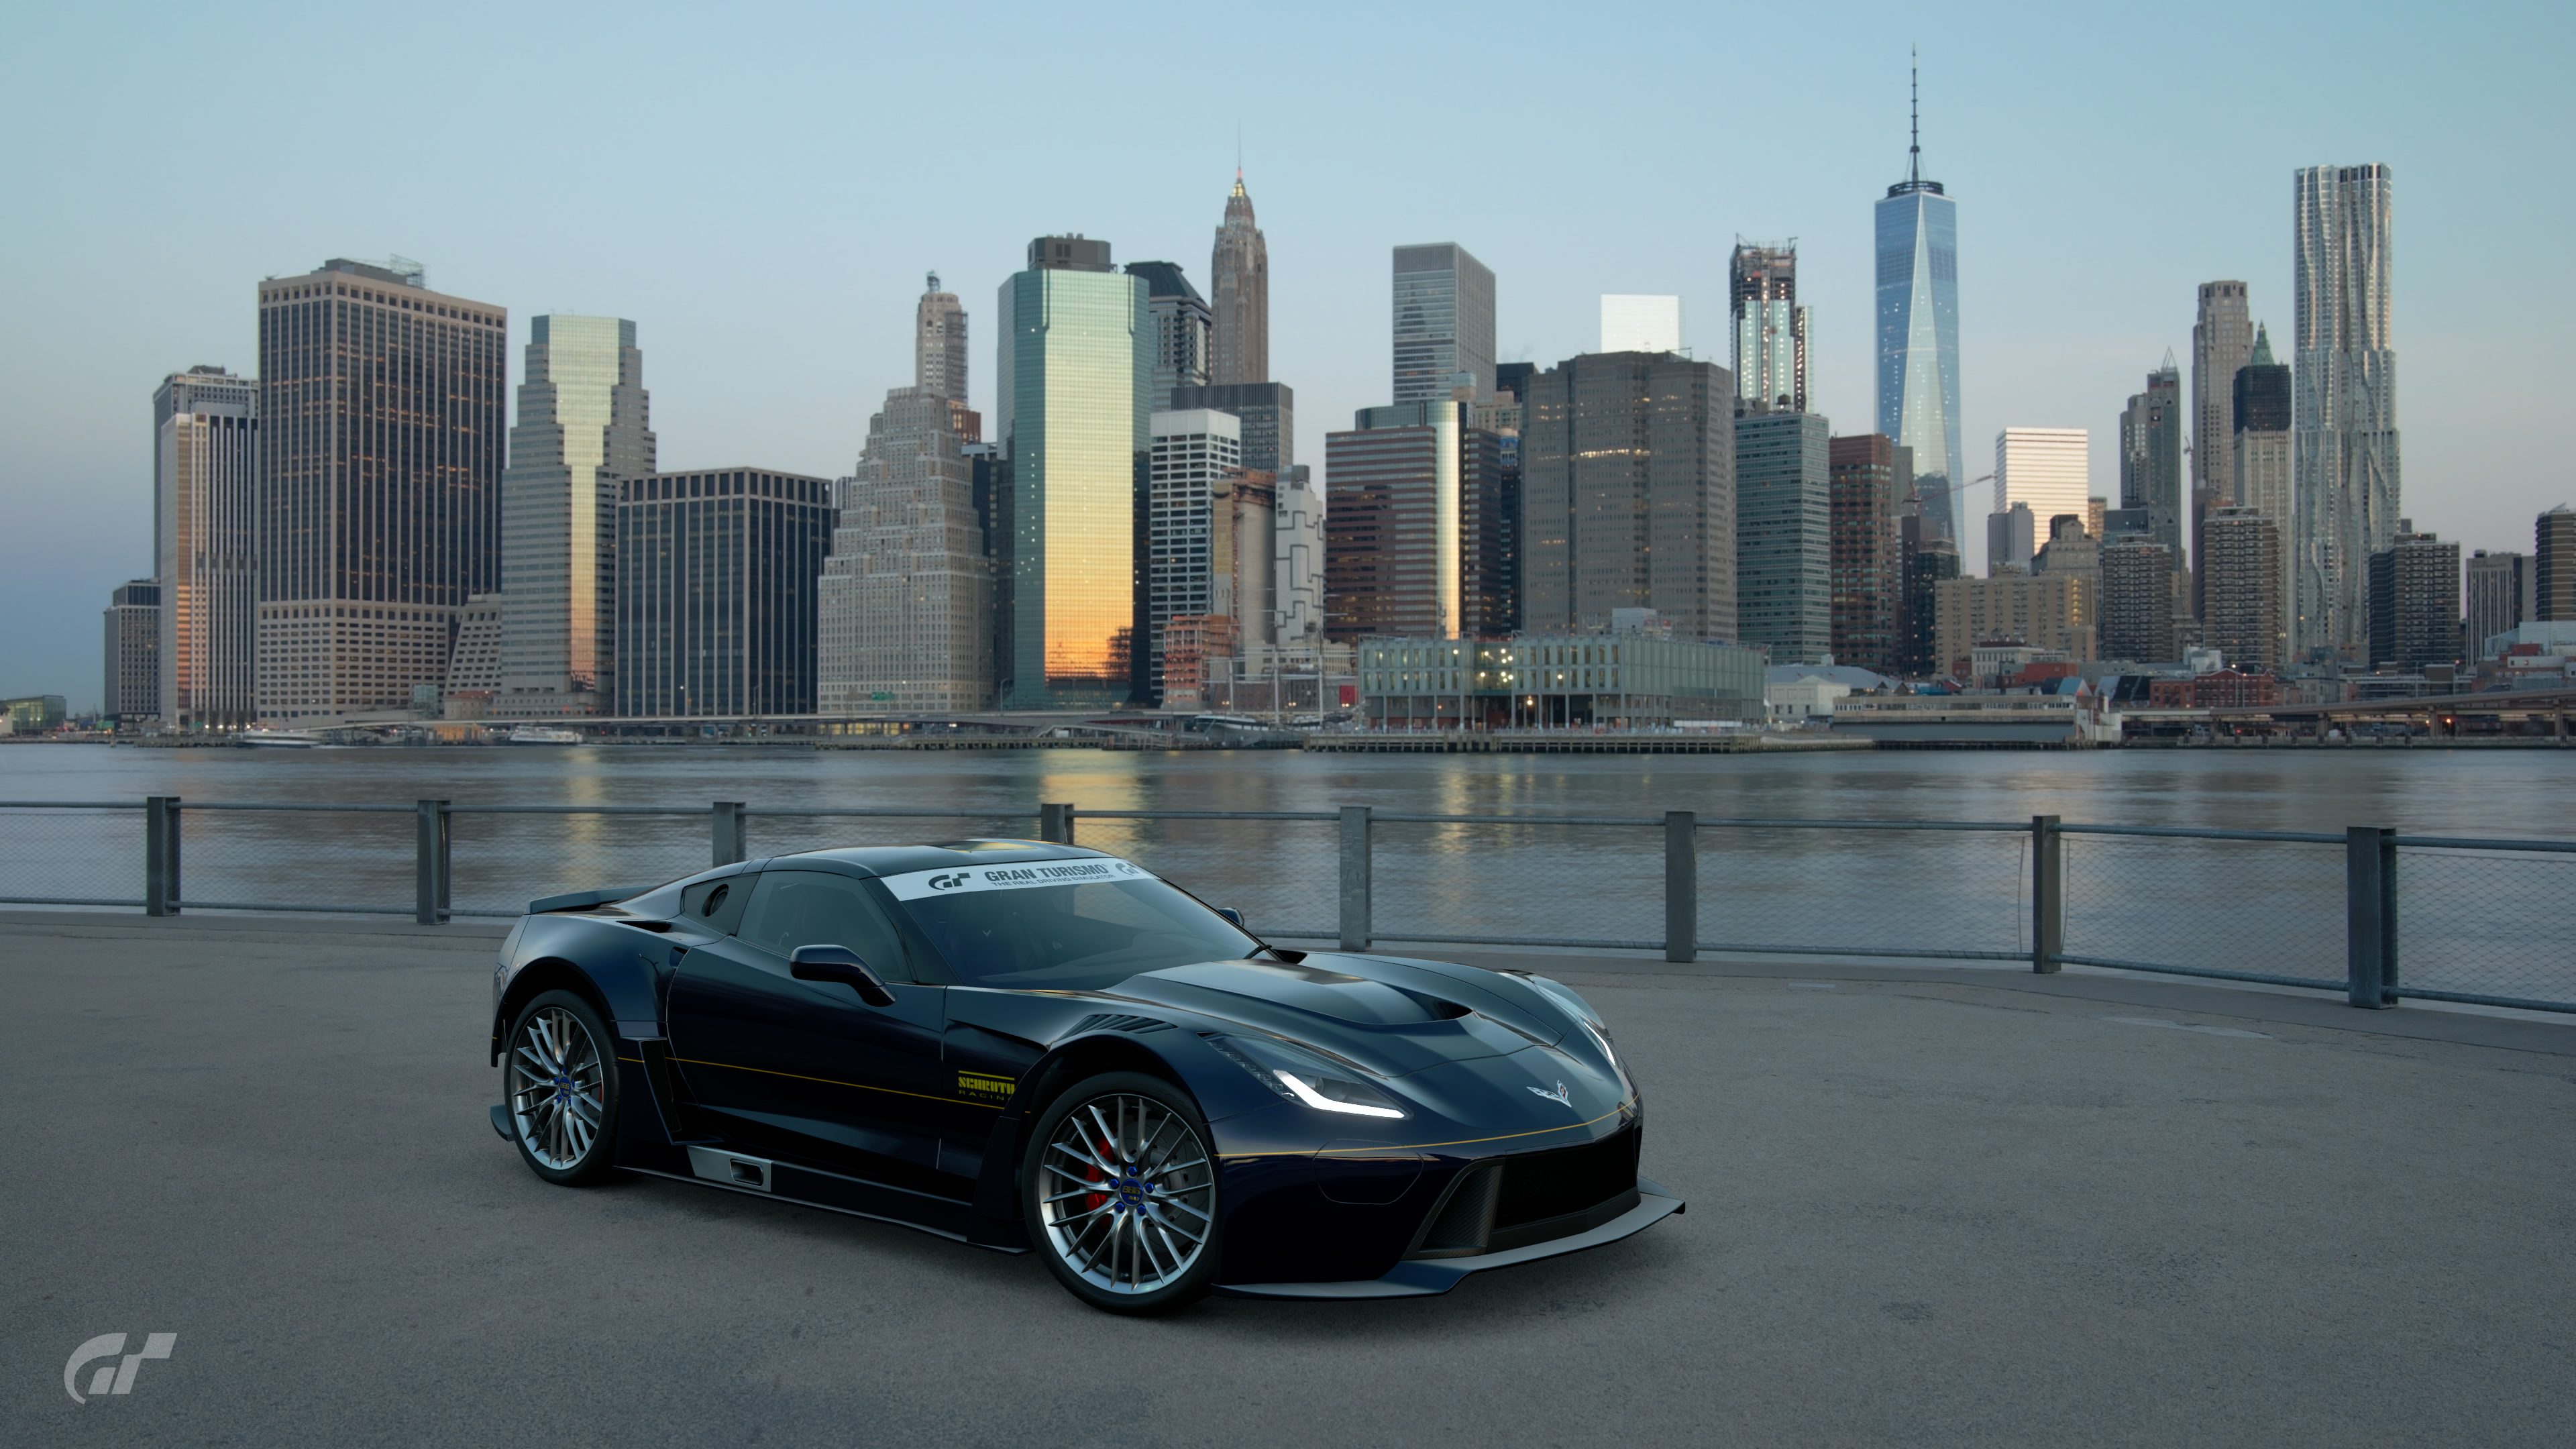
[
  {"xmin": 144, "ymin": 795, "xmax": 182, "ymax": 916},
  {"xmin": 415, "ymin": 799, "xmax": 450, "ymax": 925},
  {"xmin": 1039, "ymin": 802, "xmax": 1074, "ymax": 845},
  {"xmin": 1664, "ymin": 810, "xmax": 1697, "ymax": 963},
  {"xmin": 2378, "ymin": 829, "xmax": 2400, "ymax": 1006},
  {"xmin": 2031, "ymin": 814, "xmax": 2063, "ymax": 973},
  {"xmin": 712, "ymin": 801, "xmax": 746, "ymax": 867},
  {"xmin": 2346, "ymin": 826, "xmax": 2394, "ymax": 1009},
  {"xmin": 1338, "ymin": 805, "xmax": 1373, "ymax": 952}
]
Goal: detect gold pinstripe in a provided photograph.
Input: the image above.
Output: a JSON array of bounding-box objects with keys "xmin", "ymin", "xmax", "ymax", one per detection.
[{"xmin": 668, "ymin": 1055, "xmax": 1008, "ymax": 1110}]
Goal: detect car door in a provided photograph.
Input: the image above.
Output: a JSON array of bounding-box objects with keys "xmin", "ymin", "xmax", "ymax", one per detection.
[{"xmin": 665, "ymin": 868, "xmax": 959, "ymax": 1197}]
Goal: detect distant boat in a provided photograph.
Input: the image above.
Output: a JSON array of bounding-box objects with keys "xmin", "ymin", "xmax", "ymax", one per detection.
[
  {"xmin": 506, "ymin": 725, "xmax": 585, "ymax": 746},
  {"xmin": 239, "ymin": 729, "xmax": 322, "ymax": 749}
]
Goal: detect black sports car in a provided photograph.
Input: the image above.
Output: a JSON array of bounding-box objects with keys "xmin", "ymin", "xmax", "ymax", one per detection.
[{"xmin": 487, "ymin": 839, "xmax": 1681, "ymax": 1312}]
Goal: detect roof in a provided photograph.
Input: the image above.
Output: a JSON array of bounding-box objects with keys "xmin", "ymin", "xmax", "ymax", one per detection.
[
  {"xmin": 1765, "ymin": 664, "xmax": 1896, "ymax": 690},
  {"xmin": 764, "ymin": 840, "xmax": 1104, "ymax": 877}
]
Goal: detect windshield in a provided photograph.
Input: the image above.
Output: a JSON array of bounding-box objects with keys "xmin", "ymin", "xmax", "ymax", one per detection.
[{"xmin": 883, "ymin": 865, "xmax": 1263, "ymax": 991}]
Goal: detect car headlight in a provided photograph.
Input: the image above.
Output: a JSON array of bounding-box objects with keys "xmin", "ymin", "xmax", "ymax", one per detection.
[{"xmin": 1207, "ymin": 1036, "xmax": 1407, "ymax": 1120}]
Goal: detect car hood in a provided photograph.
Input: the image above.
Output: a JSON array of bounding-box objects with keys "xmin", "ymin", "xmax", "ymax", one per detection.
[{"xmin": 1103, "ymin": 953, "xmax": 1571, "ymax": 1078}]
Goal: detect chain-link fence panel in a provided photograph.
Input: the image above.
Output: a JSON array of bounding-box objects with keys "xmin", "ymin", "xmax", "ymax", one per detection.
[
  {"xmin": 179, "ymin": 805, "xmax": 417, "ymax": 915},
  {"xmin": 1070, "ymin": 813, "xmax": 1341, "ymax": 941},
  {"xmin": 1699, "ymin": 824, "xmax": 2032, "ymax": 961},
  {"xmin": 2392, "ymin": 845, "xmax": 2576, "ymax": 1009},
  {"xmin": 2061, "ymin": 831, "xmax": 2347, "ymax": 987},
  {"xmin": 1371, "ymin": 816, "xmax": 1668, "ymax": 949},
  {"xmin": 447, "ymin": 808, "xmax": 713, "ymax": 918},
  {"xmin": 0, "ymin": 803, "xmax": 144, "ymax": 907}
]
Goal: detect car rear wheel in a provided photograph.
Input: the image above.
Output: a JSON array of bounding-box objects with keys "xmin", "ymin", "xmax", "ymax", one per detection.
[
  {"xmin": 1023, "ymin": 1071, "xmax": 1220, "ymax": 1313},
  {"xmin": 505, "ymin": 989, "xmax": 619, "ymax": 1185}
]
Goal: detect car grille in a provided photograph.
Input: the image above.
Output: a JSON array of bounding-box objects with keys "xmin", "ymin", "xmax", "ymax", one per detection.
[{"xmin": 1411, "ymin": 1126, "xmax": 1640, "ymax": 1258}]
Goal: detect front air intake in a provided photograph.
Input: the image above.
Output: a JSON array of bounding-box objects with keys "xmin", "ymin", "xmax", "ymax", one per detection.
[{"xmin": 1412, "ymin": 1165, "xmax": 1499, "ymax": 1257}]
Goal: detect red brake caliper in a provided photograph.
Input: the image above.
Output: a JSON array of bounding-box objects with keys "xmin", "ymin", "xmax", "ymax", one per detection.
[{"xmin": 1083, "ymin": 1136, "xmax": 1113, "ymax": 1214}]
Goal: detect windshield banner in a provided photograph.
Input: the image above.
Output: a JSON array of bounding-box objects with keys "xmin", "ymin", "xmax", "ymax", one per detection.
[{"xmin": 879, "ymin": 857, "xmax": 1154, "ymax": 902}]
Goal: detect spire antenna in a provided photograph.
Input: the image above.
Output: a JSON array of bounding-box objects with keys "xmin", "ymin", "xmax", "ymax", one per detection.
[{"xmin": 1909, "ymin": 45, "xmax": 1921, "ymax": 184}]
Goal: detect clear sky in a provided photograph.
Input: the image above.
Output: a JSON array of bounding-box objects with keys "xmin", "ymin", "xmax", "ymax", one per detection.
[{"xmin": 5, "ymin": 0, "xmax": 2570, "ymax": 708}]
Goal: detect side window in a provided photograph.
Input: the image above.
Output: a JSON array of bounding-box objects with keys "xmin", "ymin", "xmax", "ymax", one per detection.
[
  {"xmin": 738, "ymin": 871, "xmax": 912, "ymax": 981},
  {"xmin": 679, "ymin": 875, "xmax": 749, "ymax": 935}
]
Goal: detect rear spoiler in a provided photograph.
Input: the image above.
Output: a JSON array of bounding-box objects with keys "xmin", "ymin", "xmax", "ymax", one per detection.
[{"xmin": 527, "ymin": 885, "xmax": 647, "ymax": 915}]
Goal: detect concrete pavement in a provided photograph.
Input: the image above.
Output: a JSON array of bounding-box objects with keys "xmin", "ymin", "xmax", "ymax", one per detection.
[{"xmin": 4, "ymin": 912, "xmax": 2571, "ymax": 1446}]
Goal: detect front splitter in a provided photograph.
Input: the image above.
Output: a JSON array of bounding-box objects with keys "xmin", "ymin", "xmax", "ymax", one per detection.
[{"xmin": 1215, "ymin": 1177, "xmax": 1684, "ymax": 1300}]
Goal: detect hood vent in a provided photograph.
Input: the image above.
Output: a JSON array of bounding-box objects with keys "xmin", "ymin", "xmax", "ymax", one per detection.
[{"xmin": 1073, "ymin": 1013, "xmax": 1175, "ymax": 1036}]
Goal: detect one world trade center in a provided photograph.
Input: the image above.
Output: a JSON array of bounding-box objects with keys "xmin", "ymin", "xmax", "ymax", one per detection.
[{"xmin": 1876, "ymin": 60, "xmax": 1962, "ymax": 540}]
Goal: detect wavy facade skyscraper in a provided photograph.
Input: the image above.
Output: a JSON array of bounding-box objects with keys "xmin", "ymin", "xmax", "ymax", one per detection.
[
  {"xmin": 1874, "ymin": 62, "xmax": 1962, "ymax": 541},
  {"xmin": 2293, "ymin": 163, "xmax": 2398, "ymax": 661}
]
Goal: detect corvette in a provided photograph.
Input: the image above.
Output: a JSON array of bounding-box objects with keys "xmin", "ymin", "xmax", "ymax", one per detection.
[{"xmin": 487, "ymin": 839, "xmax": 1681, "ymax": 1312}]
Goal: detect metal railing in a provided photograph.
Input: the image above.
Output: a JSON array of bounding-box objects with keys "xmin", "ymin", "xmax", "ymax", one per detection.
[{"xmin": 3, "ymin": 796, "xmax": 2569, "ymax": 1016}]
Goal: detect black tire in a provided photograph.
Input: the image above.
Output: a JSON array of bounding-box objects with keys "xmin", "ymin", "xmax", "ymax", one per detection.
[
  {"xmin": 502, "ymin": 989, "xmax": 621, "ymax": 1186},
  {"xmin": 1022, "ymin": 1071, "xmax": 1222, "ymax": 1314}
]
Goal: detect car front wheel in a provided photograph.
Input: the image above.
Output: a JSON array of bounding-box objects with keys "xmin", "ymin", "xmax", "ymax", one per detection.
[
  {"xmin": 1023, "ymin": 1071, "xmax": 1220, "ymax": 1313},
  {"xmin": 504, "ymin": 989, "xmax": 620, "ymax": 1185}
]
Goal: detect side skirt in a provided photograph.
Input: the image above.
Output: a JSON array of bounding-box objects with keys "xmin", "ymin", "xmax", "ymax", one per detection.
[{"xmin": 617, "ymin": 1160, "xmax": 1030, "ymax": 1256}]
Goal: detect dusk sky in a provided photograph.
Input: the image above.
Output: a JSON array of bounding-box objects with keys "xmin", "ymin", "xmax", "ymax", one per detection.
[{"xmin": 5, "ymin": 0, "xmax": 2569, "ymax": 706}]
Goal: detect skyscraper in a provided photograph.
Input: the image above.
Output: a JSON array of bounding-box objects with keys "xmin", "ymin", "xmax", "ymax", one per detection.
[
  {"xmin": 498, "ymin": 315, "xmax": 654, "ymax": 716},
  {"xmin": 916, "ymin": 274, "xmax": 967, "ymax": 405},
  {"xmin": 1275, "ymin": 466, "xmax": 1324, "ymax": 643},
  {"xmin": 1986, "ymin": 503, "xmax": 2035, "ymax": 577},
  {"xmin": 1731, "ymin": 241, "xmax": 1809, "ymax": 413},
  {"xmin": 997, "ymin": 235, "xmax": 1151, "ymax": 706},
  {"xmin": 1144, "ymin": 409, "xmax": 1244, "ymax": 698},
  {"xmin": 1392, "ymin": 244, "xmax": 1495, "ymax": 404},
  {"xmin": 1876, "ymin": 60, "xmax": 1963, "ymax": 540},
  {"xmin": 2100, "ymin": 536, "xmax": 2179, "ymax": 662},
  {"xmin": 615, "ymin": 468, "xmax": 833, "ymax": 718},
  {"xmin": 2192, "ymin": 282, "xmax": 2253, "ymax": 541},
  {"xmin": 818, "ymin": 354, "xmax": 991, "ymax": 715},
  {"xmin": 1829, "ymin": 434, "xmax": 1909, "ymax": 672},
  {"xmin": 2463, "ymin": 550, "xmax": 2531, "ymax": 658},
  {"xmin": 254, "ymin": 258, "xmax": 506, "ymax": 722},
  {"xmin": 1324, "ymin": 402, "xmax": 1507, "ymax": 642},
  {"xmin": 1167, "ymin": 382, "xmax": 1294, "ymax": 475},
  {"xmin": 1519, "ymin": 354, "xmax": 1736, "ymax": 641},
  {"xmin": 2118, "ymin": 362, "xmax": 2185, "ymax": 570},
  {"xmin": 154, "ymin": 366, "xmax": 258, "ymax": 730},
  {"xmin": 104, "ymin": 580, "xmax": 160, "ymax": 725},
  {"xmin": 2201, "ymin": 505, "xmax": 2285, "ymax": 672},
  {"xmin": 2295, "ymin": 164, "xmax": 2400, "ymax": 661},
  {"xmin": 2367, "ymin": 525, "xmax": 2458, "ymax": 672},
  {"xmin": 2536, "ymin": 506, "xmax": 2575, "ymax": 622},
  {"xmin": 2233, "ymin": 324, "xmax": 2295, "ymax": 650},
  {"xmin": 1994, "ymin": 428, "xmax": 2089, "ymax": 551},
  {"xmin": 1601, "ymin": 295, "xmax": 1683, "ymax": 355},
  {"xmin": 1735, "ymin": 410, "xmax": 1832, "ymax": 659},
  {"xmin": 1126, "ymin": 261, "xmax": 1212, "ymax": 413},
  {"xmin": 1210, "ymin": 171, "xmax": 1269, "ymax": 387}
]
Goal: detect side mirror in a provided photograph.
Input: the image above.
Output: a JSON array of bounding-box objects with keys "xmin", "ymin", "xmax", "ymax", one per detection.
[
  {"xmin": 1216, "ymin": 906, "xmax": 1246, "ymax": 929},
  {"xmin": 790, "ymin": 944, "xmax": 896, "ymax": 1007}
]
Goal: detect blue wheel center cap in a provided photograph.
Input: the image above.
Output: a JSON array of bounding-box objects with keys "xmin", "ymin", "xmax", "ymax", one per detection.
[{"xmin": 1116, "ymin": 1177, "xmax": 1145, "ymax": 1208}]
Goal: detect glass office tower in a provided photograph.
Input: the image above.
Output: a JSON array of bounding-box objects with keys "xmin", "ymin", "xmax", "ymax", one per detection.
[
  {"xmin": 499, "ymin": 315, "xmax": 654, "ymax": 716},
  {"xmin": 1391, "ymin": 243, "xmax": 1495, "ymax": 405},
  {"xmin": 997, "ymin": 236, "xmax": 1151, "ymax": 708},
  {"xmin": 1874, "ymin": 68, "xmax": 1962, "ymax": 541}
]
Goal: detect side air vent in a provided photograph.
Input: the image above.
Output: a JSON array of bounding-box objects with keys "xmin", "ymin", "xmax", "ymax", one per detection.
[
  {"xmin": 1413, "ymin": 1165, "xmax": 1500, "ymax": 1257},
  {"xmin": 1073, "ymin": 1013, "xmax": 1176, "ymax": 1035}
]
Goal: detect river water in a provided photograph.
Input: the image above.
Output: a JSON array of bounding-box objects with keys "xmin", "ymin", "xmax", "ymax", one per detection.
[{"xmin": 5, "ymin": 745, "xmax": 2569, "ymax": 1002}]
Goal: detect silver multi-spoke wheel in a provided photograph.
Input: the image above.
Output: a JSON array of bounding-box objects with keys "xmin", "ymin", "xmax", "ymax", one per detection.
[
  {"xmin": 1036, "ymin": 1091, "xmax": 1214, "ymax": 1295},
  {"xmin": 509, "ymin": 1006, "xmax": 605, "ymax": 1171}
]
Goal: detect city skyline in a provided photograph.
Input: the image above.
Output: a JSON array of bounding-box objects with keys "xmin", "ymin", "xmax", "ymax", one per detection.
[{"xmin": 3, "ymin": 3, "xmax": 2566, "ymax": 703}]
